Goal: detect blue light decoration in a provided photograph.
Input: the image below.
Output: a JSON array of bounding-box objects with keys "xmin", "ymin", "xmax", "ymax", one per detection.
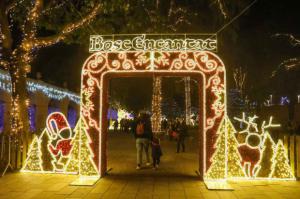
[
  {"xmin": 28, "ymin": 105, "xmax": 36, "ymax": 132},
  {"xmin": 0, "ymin": 101, "xmax": 4, "ymax": 133},
  {"xmin": 0, "ymin": 69, "xmax": 80, "ymax": 104},
  {"xmin": 107, "ymin": 108, "xmax": 118, "ymax": 120},
  {"xmin": 67, "ymin": 107, "xmax": 77, "ymax": 128},
  {"xmin": 280, "ymin": 96, "xmax": 290, "ymax": 106},
  {"xmin": 48, "ymin": 106, "xmax": 60, "ymax": 115}
]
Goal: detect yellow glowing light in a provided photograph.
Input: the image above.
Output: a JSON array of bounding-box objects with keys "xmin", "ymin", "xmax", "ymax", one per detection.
[
  {"xmin": 89, "ymin": 34, "xmax": 218, "ymax": 52},
  {"xmin": 270, "ymin": 140, "xmax": 295, "ymax": 179},
  {"xmin": 81, "ymin": 50, "xmax": 226, "ymax": 177},
  {"xmin": 226, "ymin": 118, "xmax": 247, "ymax": 178},
  {"xmin": 21, "ymin": 136, "xmax": 43, "ymax": 172},
  {"xmin": 152, "ymin": 76, "xmax": 162, "ymax": 133},
  {"xmin": 21, "ymin": 113, "xmax": 98, "ymax": 177}
]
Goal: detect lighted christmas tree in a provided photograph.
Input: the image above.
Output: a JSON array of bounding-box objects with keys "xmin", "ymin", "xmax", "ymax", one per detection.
[
  {"xmin": 226, "ymin": 118, "xmax": 246, "ymax": 178},
  {"xmin": 205, "ymin": 118, "xmax": 226, "ymax": 179},
  {"xmin": 40, "ymin": 129, "xmax": 55, "ymax": 172},
  {"xmin": 75, "ymin": 117, "xmax": 99, "ymax": 176},
  {"xmin": 270, "ymin": 140, "xmax": 294, "ymax": 179},
  {"xmin": 255, "ymin": 133, "xmax": 275, "ymax": 178},
  {"xmin": 64, "ymin": 121, "xmax": 81, "ymax": 173},
  {"xmin": 22, "ymin": 136, "xmax": 43, "ymax": 172}
]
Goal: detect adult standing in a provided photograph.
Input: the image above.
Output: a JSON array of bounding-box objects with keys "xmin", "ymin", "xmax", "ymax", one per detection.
[
  {"xmin": 176, "ymin": 119, "xmax": 188, "ymax": 153},
  {"xmin": 134, "ymin": 113, "xmax": 152, "ymax": 169}
]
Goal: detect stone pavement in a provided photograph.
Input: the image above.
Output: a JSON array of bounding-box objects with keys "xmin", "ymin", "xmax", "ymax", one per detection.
[{"xmin": 0, "ymin": 132, "xmax": 300, "ymax": 199}]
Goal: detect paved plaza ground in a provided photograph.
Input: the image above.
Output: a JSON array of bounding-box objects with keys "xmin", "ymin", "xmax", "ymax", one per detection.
[{"xmin": 0, "ymin": 132, "xmax": 300, "ymax": 199}]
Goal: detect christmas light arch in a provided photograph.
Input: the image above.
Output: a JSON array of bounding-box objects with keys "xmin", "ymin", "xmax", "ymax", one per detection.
[{"xmin": 80, "ymin": 50, "xmax": 226, "ymax": 178}]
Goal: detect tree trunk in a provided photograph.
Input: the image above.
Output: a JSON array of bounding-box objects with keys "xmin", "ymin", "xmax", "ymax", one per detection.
[
  {"xmin": 9, "ymin": 59, "xmax": 30, "ymax": 169},
  {"xmin": 184, "ymin": 77, "xmax": 191, "ymax": 126},
  {"xmin": 152, "ymin": 76, "xmax": 162, "ymax": 133}
]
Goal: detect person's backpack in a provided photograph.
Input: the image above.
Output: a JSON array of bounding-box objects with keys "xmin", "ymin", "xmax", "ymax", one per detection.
[{"xmin": 136, "ymin": 123, "xmax": 144, "ymax": 135}]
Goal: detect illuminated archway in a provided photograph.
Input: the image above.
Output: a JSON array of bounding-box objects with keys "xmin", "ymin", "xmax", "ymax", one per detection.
[{"xmin": 80, "ymin": 51, "xmax": 226, "ymax": 178}]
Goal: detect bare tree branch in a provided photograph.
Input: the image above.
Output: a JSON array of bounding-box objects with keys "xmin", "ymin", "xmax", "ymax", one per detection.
[
  {"xmin": 216, "ymin": 0, "xmax": 227, "ymax": 19},
  {"xmin": 273, "ymin": 33, "xmax": 300, "ymax": 47},
  {"xmin": 5, "ymin": 0, "xmax": 18, "ymax": 14},
  {"xmin": 23, "ymin": 0, "xmax": 44, "ymax": 43},
  {"xmin": 42, "ymin": 0, "xmax": 66, "ymax": 15},
  {"xmin": 0, "ymin": 1, "xmax": 13, "ymax": 51},
  {"xmin": 35, "ymin": 3, "xmax": 101, "ymax": 47}
]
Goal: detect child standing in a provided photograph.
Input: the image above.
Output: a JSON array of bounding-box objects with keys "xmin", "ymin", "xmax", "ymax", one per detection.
[{"xmin": 151, "ymin": 135, "xmax": 162, "ymax": 169}]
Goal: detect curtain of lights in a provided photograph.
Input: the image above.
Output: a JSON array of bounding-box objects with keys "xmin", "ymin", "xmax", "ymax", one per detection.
[
  {"xmin": 28, "ymin": 104, "xmax": 36, "ymax": 132},
  {"xmin": 0, "ymin": 101, "xmax": 4, "ymax": 133}
]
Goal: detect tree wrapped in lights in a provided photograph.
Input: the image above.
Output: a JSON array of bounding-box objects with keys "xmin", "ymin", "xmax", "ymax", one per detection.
[
  {"xmin": 151, "ymin": 76, "xmax": 162, "ymax": 133},
  {"xmin": 270, "ymin": 140, "xmax": 294, "ymax": 179},
  {"xmin": 226, "ymin": 118, "xmax": 246, "ymax": 178},
  {"xmin": 22, "ymin": 136, "xmax": 43, "ymax": 172},
  {"xmin": 40, "ymin": 129, "xmax": 55, "ymax": 171},
  {"xmin": 255, "ymin": 133, "xmax": 275, "ymax": 178},
  {"xmin": 205, "ymin": 118, "xmax": 226, "ymax": 179},
  {"xmin": 78, "ymin": 118, "xmax": 98, "ymax": 176},
  {"xmin": 0, "ymin": 0, "xmax": 101, "ymax": 167},
  {"xmin": 64, "ymin": 120, "xmax": 81, "ymax": 173}
]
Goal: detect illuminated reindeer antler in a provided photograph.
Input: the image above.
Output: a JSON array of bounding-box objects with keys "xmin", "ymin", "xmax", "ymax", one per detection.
[
  {"xmin": 261, "ymin": 117, "xmax": 280, "ymax": 135},
  {"xmin": 234, "ymin": 113, "xmax": 259, "ymax": 134}
]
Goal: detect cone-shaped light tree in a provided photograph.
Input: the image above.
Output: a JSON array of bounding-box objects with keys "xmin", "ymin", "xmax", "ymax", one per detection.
[
  {"xmin": 40, "ymin": 129, "xmax": 55, "ymax": 172},
  {"xmin": 78, "ymin": 118, "xmax": 99, "ymax": 176},
  {"xmin": 22, "ymin": 136, "xmax": 43, "ymax": 172},
  {"xmin": 270, "ymin": 140, "xmax": 294, "ymax": 179},
  {"xmin": 205, "ymin": 118, "xmax": 226, "ymax": 179},
  {"xmin": 255, "ymin": 133, "xmax": 275, "ymax": 178},
  {"xmin": 64, "ymin": 120, "xmax": 81, "ymax": 173},
  {"xmin": 226, "ymin": 118, "xmax": 246, "ymax": 178}
]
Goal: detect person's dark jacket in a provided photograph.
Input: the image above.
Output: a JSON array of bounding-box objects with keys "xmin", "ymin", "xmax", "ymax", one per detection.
[
  {"xmin": 178, "ymin": 122, "xmax": 188, "ymax": 139},
  {"xmin": 133, "ymin": 119, "xmax": 152, "ymax": 139}
]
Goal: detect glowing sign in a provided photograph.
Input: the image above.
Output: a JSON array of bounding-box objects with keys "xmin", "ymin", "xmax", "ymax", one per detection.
[{"xmin": 89, "ymin": 34, "xmax": 217, "ymax": 52}]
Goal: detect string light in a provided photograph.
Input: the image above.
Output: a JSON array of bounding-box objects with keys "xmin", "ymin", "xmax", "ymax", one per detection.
[
  {"xmin": 89, "ymin": 34, "xmax": 217, "ymax": 52},
  {"xmin": 21, "ymin": 113, "xmax": 99, "ymax": 176},
  {"xmin": 205, "ymin": 114, "xmax": 295, "ymax": 181},
  {"xmin": 21, "ymin": 135, "xmax": 43, "ymax": 172},
  {"xmin": 205, "ymin": 118, "xmax": 226, "ymax": 179},
  {"xmin": 151, "ymin": 76, "xmax": 162, "ymax": 133},
  {"xmin": 270, "ymin": 140, "xmax": 295, "ymax": 179},
  {"xmin": 81, "ymin": 48, "xmax": 226, "ymax": 176},
  {"xmin": 254, "ymin": 132, "xmax": 275, "ymax": 178},
  {"xmin": 0, "ymin": 69, "xmax": 80, "ymax": 104}
]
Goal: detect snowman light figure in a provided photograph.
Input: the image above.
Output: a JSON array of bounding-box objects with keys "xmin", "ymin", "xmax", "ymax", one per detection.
[
  {"xmin": 46, "ymin": 112, "xmax": 73, "ymax": 171},
  {"xmin": 234, "ymin": 113, "xmax": 280, "ymax": 177}
]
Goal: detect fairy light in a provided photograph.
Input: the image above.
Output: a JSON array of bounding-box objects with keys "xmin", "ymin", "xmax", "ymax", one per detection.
[
  {"xmin": 89, "ymin": 34, "xmax": 218, "ymax": 52},
  {"xmin": 254, "ymin": 132, "xmax": 275, "ymax": 178},
  {"xmin": 205, "ymin": 113, "xmax": 295, "ymax": 181},
  {"xmin": 226, "ymin": 118, "xmax": 247, "ymax": 178},
  {"xmin": 81, "ymin": 48, "xmax": 226, "ymax": 177},
  {"xmin": 270, "ymin": 140, "xmax": 295, "ymax": 179},
  {"xmin": 35, "ymin": 4, "xmax": 101, "ymax": 48},
  {"xmin": 0, "ymin": 69, "xmax": 79, "ymax": 104},
  {"xmin": 21, "ymin": 113, "xmax": 99, "ymax": 176},
  {"xmin": 205, "ymin": 118, "xmax": 226, "ymax": 179},
  {"xmin": 78, "ymin": 117, "xmax": 99, "ymax": 176},
  {"xmin": 151, "ymin": 76, "xmax": 162, "ymax": 133},
  {"xmin": 22, "ymin": 136, "xmax": 43, "ymax": 172}
]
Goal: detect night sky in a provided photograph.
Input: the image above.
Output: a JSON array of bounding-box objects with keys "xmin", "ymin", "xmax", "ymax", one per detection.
[{"xmin": 30, "ymin": 1, "xmax": 300, "ymax": 98}]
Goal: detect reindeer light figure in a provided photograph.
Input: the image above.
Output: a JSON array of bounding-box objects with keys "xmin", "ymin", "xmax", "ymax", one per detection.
[{"xmin": 234, "ymin": 113, "xmax": 280, "ymax": 177}]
